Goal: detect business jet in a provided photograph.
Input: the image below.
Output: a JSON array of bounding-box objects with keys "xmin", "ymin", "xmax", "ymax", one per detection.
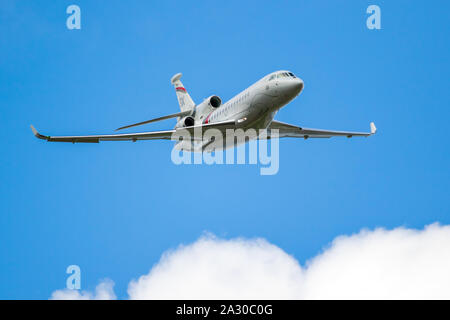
[{"xmin": 31, "ymin": 71, "xmax": 376, "ymax": 151}]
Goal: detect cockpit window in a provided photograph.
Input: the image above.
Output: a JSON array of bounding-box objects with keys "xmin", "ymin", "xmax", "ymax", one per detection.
[
  {"xmin": 269, "ymin": 72, "xmax": 296, "ymax": 80},
  {"xmin": 282, "ymin": 72, "xmax": 293, "ymax": 78}
]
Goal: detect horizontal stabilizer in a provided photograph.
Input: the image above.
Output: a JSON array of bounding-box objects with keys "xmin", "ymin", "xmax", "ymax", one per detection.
[{"xmin": 116, "ymin": 110, "xmax": 191, "ymax": 131}]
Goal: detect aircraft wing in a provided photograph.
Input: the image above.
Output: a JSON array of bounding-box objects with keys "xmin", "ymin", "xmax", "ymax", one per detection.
[
  {"xmin": 268, "ymin": 120, "xmax": 376, "ymax": 139},
  {"xmin": 30, "ymin": 120, "xmax": 237, "ymax": 144},
  {"xmin": 30, "ymin": 125, "xmax": 175, "ymax": 143}
]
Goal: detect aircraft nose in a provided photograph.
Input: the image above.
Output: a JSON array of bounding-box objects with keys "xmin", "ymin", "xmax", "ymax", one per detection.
[
  {"xmin": 294, "ymin": 78, "xmax": 304, "ymax": 93},
  {"xmin": 284, "ymin": 78, "xmax": 303, "ymax": 96}
]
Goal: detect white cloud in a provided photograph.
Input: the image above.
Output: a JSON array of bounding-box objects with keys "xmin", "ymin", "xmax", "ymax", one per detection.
[
  {"xmin": 50, "ymin": 279, "xmax": 116, "ymax": 300},
  {"xmin": 301, "ymin": 223, "xmax": 450, "ymax": 299},
  {"xmin": 50, "ymin": 223, "xmax": 450, "ymax": 299},
  {"xmin": 127, "ymin": 234, "xmax": 303, "ymax": 299}
]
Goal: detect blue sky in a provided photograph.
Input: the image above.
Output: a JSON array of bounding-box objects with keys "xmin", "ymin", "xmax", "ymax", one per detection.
[{"xmin": 1, "ymin": 0, "xmax": 449, "ymax": 299}]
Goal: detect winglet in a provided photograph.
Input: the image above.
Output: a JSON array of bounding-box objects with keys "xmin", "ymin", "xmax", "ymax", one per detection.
[
  {"xmin": 370, "ymin": 122, "xmax": 377, "ymax": 135},
  {"xmin": 30, "ymin": 125, "xmax": 38, "ymax": 136},
  {"xmin": 30, "ymin": 125, "xmax": 48, "ymax": 140}
]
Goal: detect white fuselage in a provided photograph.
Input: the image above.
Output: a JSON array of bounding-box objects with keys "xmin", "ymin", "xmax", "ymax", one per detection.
[
  {"xmin": 177, "ymin": 70, "xmax": 304, "ymax": 151},
  {"xmin": 201, "ymin": 70, "xmax": 303, "ymax": 129}
]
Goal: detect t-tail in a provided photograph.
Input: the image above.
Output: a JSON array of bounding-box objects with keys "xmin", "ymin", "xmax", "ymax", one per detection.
[{"xmin": 171, "ymin": 73, "xmax": 195, "ymax": 112}]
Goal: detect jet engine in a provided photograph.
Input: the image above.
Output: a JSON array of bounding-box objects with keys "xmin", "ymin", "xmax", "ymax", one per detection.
[
  {"xmin": 195, "ymin": 95, "xmax": 222, "ymax": 119},
  {"xmin": 176, "ymin": 116, "xmax": 195, "ymax": 128},
  {"xmin": 175, "ymin": 96, "xmax": 221, "ymax": 128},
  {"xmin": 207, "ymin": 95, "xmax": 222, "ymax": 108}
]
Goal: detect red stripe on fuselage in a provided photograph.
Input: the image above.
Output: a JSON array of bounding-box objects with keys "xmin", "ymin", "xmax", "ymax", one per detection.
[
  {"xmin": 204, "ymin": 111, "xmax": 214, "ymax": 124},
  {"xmin": 176, "ymin": 87, "xmax": 186, "ymax": 92}
]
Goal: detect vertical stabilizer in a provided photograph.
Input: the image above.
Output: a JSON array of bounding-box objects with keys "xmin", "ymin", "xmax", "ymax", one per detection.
[{"xmin": 171, "ymin": 73, "xmax": 195, "ymax": 112}]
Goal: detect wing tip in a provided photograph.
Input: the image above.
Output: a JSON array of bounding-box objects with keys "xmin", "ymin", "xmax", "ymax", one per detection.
[
  {"xmin": 30, "ymin": 125, "xmax": 48, "ymax": 140},
  {"xmin": 370, "ymin": 122, "xmax": 377, "ymax": 135},
  {"xmin": 30, "ymin": 124, "xmax": 38, "ymax": 136}
]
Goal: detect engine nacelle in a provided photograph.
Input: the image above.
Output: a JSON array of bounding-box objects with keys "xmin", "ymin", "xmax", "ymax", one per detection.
[
  {"xmin": 175, "ymin": 116, "xmax": 195, "ymax": 128},
  {"xmin": 195, "ymin": 95, "xmax": 222, "ymax": 118},
  {"xmin": 175, "ymin": 96, "xmax": 221, "ymax": 128},
  {"xmin": 208, "ymin": 95, "xmax": 222, "ymax": 108}
]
